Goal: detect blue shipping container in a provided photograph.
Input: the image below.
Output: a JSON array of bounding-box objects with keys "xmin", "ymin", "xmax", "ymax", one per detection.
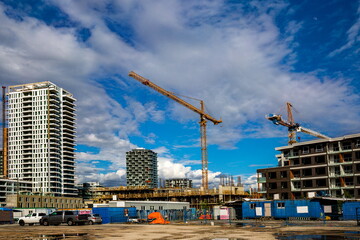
[
  {"xmin": 242, "ymin": 201, "xmax": 272, "ymax": 219},
  {"xmin": 343, "ymin": 202, "xmax": 360, "ymax": 220},
  {"xmin": 272, "ymin": 200, "xmax": 323, "ymax": 219}
]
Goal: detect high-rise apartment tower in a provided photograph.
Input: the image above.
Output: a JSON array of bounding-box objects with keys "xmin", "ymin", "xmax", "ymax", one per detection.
[
  {"xmin": 7, "ymin": 82, "xmax": 76, "ymax": 196},
  {"xmin": 126, "ymin": 148, "xmax": 158, "ymax": 188}
]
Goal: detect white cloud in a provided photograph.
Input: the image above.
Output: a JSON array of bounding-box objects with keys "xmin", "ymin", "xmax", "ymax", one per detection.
[
  {"xmin": 76, "ymin": 164, "xmax": 127, "ymax": 187},
  {"xmin": 1, "ymin": 1, "xmax": 360, "ymax": 186},
  {"xmin": 329, "ymin": 2, "xmax": 360, "ymax": 56},
  {"xmin": 241, "ymin": 174, "xmax": 259, "ymax": 190}
]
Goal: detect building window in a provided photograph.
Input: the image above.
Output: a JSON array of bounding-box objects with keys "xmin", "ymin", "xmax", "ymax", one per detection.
[
  {"xmin": 302, "ymin": 157, "xmax": 311, "ymax": 165},
  {"xmin": 342, "ymin": 142, "xmax": 352, "ymax": 150},
  {"xmin": 356, "ymin": 164, "xmax": 360, "ymax": 172},
  {"xmin": 277, "ymin": 202, "xmax": 285, "ymax": 209},
  {"xmin": 283, "ymin": 151, "xmax": 290, "ymax": 157},
  {"xmin": 293, "ymin": 181, "xmax": 301, "ymax": 189},
  {"xmin": 302, "ymin": 168, "xmax": 312, "ymax": 177},
  {"xmin": 315, "ymin": 156, "xmax": 326, "ymax": 164},
  {"xmin": 269, "ymin": 172, "xmax": 277, "ymax": 179},
  {"xmin": 159, "ymin": 206, "xmax": 163, "ymax": 210},
  {"xmin": 141, "ymin": 206, "xmax": 145, "ymax": 210},
  {"xmin": 344, "ymin": 153, "xmax": 352, "ymax": 162},
  {"xmin": 150, "ymin": 206, "xmax": 154, "ymax": 210},
  {"xmin": 315, "ymin": 144, "xmax": 324, "ymax": 152},
  {"xmin": 292, "ymin": 170, "xmax": 300, "ymax": 178},
  {"xmin": 302, "ymin": 146, "xmax": 309, "ymax": 154},
  {"xmin": 356, "ymin": 140, "xmax": 360, "ymax": 148},
  {"xmin": 343, "ymin": 165, "xmax": 353, "ymax": 174},
  {"xmin": 269, "ymin": 182, "xmax": 277, "ymax": 189},
  {"xmin": 316, "ymin": 179, "xmax": 327, "ymax": 187},
  {"xmin": 292, "ymin": 158, "xmax": 300, "ymax": 166},
  {"xmin": 303, "ymin": 180, "xmax": 313, "ymax": 188},
  {"xmin": 280, "ymin": 171, "xmax": 287, "ymax": 178},
  {"xmin": 315, "ymin": 167, "xmax": 326, "ymax": 175}
]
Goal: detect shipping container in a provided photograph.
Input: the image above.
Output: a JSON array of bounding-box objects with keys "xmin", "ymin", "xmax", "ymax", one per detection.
[
  {"xmin": 242, "ymin": 201, "xmax": 272, "ymax": 219},
  {"xmin": 343, "ymin": 202, "xmax": 360, "ymax": 220},
  {"xmin": 272, "ymin": 200, "xmax": 323, "ymax": 219},
  {"xmin": 0, "ymin": 208, "xmax": 14, "ymax": 224}
]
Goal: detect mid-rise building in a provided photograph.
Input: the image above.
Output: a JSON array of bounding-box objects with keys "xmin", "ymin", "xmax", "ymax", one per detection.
[
  {"xmin": 165, "ymin": 178, "xmax": 192, "ymax": 188},
  {"xmin": 7, "ymin": 82, "xmax": 76, "ymax": 196},
  {"xmin": 257, "ymin": 133, "xmax": 360, "ymax": 200},
  {"xmin": 76, "ymin": 182, "xmax": 103, "ymax": 200},
  {"xmin": 126, "ymin": 148, "xmax": 158, "ymax": 188}
]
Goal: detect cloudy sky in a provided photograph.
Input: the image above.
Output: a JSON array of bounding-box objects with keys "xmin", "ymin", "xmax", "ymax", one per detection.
[{"xmin": 1, "ymin": 0, "xmax": 360, "ymax": 189}]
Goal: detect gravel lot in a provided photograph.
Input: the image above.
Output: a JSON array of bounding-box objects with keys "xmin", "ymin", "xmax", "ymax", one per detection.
[{"xmin": 0, "ymin": 220, "xmax": 359, "ymax": 239}]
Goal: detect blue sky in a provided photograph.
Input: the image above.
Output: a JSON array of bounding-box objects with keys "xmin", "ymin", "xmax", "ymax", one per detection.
[{"xmin": 1, "ymin": 0, "xmax": 360, "ymax": 189}]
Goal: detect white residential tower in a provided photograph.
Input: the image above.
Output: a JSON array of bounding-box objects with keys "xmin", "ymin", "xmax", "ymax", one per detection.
[{"xmin": 7, "ymin": 82, "xmax": 76, "ymax": 196}]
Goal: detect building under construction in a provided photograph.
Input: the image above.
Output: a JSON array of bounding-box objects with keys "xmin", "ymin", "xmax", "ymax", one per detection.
[
  {"xmin": 90, "ymin": 185, "xmax": 247, "ymax": 209},
  {"xmin": 257, "ymin": 133, "xmax": 360, "ymax": 200}
]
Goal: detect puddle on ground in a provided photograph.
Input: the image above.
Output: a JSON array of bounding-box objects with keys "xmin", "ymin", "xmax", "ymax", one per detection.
[
  {"xmin": 276, "ymin": 232, "xmax": 360, "ymax": 240},
  {"xmin": 30, "ymin": 233, "xmax": 89, "ymax": 240},
  {"xmin": 210, "ymin": 239, "xmax": 241, "ymax": 240},
  {"xmin": 235, "ymin": 222, "xmax": 266, "ymax": 228}
]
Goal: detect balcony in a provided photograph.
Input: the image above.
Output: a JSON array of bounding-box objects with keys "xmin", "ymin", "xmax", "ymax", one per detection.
[
  {"xmin": 63, "ymin": 104, "xmax": 75, "ymax": 111},
  {"xmin": 63, "ymin": 140, "xmax": 76, "ymax": 146},
  {"xmin": 258, "ymin": 177, "xmax": 266, "ymax": 183},
  {"xmin": 63, "ymin": 109, "xmax": 76, "ymax": 116},
  {"xmin": 63, "ymin": 129, "xmax": 76, "ymax": 135}
]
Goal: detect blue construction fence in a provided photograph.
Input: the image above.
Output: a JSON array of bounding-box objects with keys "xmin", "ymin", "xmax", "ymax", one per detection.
[
  {"xmin": 239, "ymin": 199, "xmax": 342, "ymax": 220},
  {"xmin": 93, "ymin": 207, "xmax": 204, "ymax": 224},
  {"xmin": 93, "ymin": 207, "xmax": 137, "ymax": 224},
  {"xmin": 137, "ymin": 208, "xmax": 204, "ymax": 222}
]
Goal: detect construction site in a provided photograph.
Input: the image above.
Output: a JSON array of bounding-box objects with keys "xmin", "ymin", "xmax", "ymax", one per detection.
[{"xmin": 89, "ymin": 182, "xmax": 247, "ymax": 209}]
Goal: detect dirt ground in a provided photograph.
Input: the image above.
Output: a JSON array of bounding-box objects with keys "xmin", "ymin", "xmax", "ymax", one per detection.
[{"xmin": 0, "ymin": 220, "xmax": 359, "ymax": 240}]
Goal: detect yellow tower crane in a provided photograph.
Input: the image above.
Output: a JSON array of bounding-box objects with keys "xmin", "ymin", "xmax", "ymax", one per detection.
[{"xmin": 128, "ymin": 71, "xmax": 222, "ymax": 190}]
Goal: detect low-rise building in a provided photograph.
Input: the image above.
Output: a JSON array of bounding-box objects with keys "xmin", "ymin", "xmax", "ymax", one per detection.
[
  {"xmin": 95, "ymin": 200, "xmax": 190, "ymax": 211},
  {"xmin": 6, "ymin": 194, "xmax": 84, "ymax": 209}
]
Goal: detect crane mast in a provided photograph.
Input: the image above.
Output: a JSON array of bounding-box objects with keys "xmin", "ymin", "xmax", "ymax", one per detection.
[
  {"xmin": 266, "ymin": 102, "xmax": 330, "ymax": 144},
  {"xmin": 128, "ymin": 71, "xmax": 222, "ymax": 190}
]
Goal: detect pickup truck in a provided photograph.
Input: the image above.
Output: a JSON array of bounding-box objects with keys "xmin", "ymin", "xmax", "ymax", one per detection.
[
  {"xmin": 18, "ymin": 212, "xmax": 47, "ymax": 226},
  {"xmin": 40, "ymin": 211, "xmax": 89, "ymax": 226}
]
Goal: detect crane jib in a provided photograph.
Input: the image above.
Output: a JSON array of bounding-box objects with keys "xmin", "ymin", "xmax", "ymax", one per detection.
[{"xmin": 128, "ymin": 71, "xmax": 222, "ymax": 190}]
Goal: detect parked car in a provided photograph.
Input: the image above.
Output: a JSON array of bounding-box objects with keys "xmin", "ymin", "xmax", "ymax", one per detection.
[
  {"xmin": 128, "ymin": 216, "xmax": 146, "ymax": 223},
  {"xmin": 40, "ymin": 211, "xmax": 89, "ymax": 226},
  {"xmin": 18, "ymin": 212, "xmax": 47, "ymax": 226},
  {"xmin": 86, "ymin": 214, "xmax": 102, "ymax": 225}
]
